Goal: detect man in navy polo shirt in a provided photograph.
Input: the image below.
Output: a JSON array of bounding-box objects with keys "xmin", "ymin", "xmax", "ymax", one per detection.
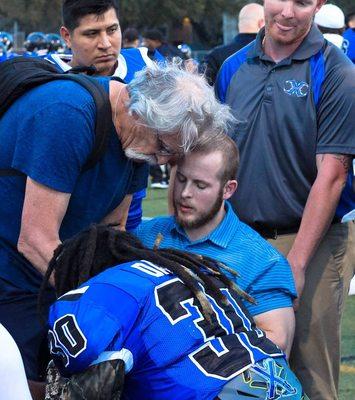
[
  {"xmin": 135, "ymin": 135, "xmax": 297, "ymax": 356},
  {"xmin": 216, "ymin": 0, "xmax": 355, "ymax": 398}
]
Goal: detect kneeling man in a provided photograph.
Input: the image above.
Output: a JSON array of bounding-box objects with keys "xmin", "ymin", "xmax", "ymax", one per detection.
[{"xmin": 135, "ymin": 135, "xmax": 297, "ymax": 355}]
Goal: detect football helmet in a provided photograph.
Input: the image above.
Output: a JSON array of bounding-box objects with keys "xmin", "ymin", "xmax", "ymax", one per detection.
[
  {"xmin": 0, "ymin": 31, "xmax": 14, "ymax": 51},
  {"xmin": 24, "ymin": 32, "xmax": 48, "ymax": 52},
  {"xmin": 46, "ymin": 33, "xmax": 66, "ymax": 53}
]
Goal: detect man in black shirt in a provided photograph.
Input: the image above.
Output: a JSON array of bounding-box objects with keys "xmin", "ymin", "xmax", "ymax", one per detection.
[{"xmin": 204, "ymin": 3, "xmax": 264, "ymax": 85}]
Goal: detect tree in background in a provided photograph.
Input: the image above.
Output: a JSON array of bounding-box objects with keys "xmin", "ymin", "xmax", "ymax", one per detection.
[{"xmin": 1, "ymin": 0, "xmax": 354, "ymax": 48}]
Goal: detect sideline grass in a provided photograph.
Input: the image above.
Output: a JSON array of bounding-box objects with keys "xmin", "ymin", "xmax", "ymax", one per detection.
[
  {"xmin": 142, "ymin": 188, "xmax": 355, "ymax": 397},
  {"xmin": 340, "ymin": 295, "xmax": 355, "ymax": 400}
]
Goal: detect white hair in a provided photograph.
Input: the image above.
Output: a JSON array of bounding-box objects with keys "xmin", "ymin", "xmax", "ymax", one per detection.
[{"xmin": 126, "ymin": 61, "xmax": 235, "ymax": 152}]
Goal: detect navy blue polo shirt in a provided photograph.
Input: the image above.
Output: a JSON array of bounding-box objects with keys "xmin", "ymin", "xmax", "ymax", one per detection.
[{"xmin": 216, "ymin": 25, "xmax": 355, "ymax": 230}]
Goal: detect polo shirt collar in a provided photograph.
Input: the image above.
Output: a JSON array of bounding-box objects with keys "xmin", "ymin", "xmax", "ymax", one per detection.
[
  {"xmin": 247, "ymin": 24, "xmax": 325, "ymax": 62},
  {"xmin": 170, "ymin": 202, "xmax": 240, "ymax": 248}
]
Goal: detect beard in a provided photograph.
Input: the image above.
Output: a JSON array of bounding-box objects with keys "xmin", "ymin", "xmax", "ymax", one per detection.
[
  {"xmin": 124, "ymin": 148, "xmax": 156, "ymax": 165},
  {"xmin": 175, "ymin": 186, "xmax": 224, "ymax": 230}
]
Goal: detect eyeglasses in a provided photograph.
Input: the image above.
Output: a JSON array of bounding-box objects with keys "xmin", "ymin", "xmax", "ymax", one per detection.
[{"xmin": 156, "ymin": 135, "xmax": 183, "ymax": 157}]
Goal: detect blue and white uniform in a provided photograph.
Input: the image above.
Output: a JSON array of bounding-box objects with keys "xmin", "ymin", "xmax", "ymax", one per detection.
[{"xmin": 48, "ymin": 260, "xmax": 303, "ymax": 400}]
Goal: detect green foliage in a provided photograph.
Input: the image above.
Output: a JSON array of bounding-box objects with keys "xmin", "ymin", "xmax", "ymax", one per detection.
[
  {"xmin": 1, "ymin": 0, "xmax": 354, "ymax": 45},
  {"xmin": 0, "ymin": 0, "xmax": 62, "ymax": 32},
  {"xmin": 142, "ymin": 187, "xmax": 169, "ymax": 217},
  {"xmin": 120, "ymin": 0, "xmax": 235, "ymax": 28},
  {"xmin": 0, "ymin": 0, "xmax": 236, "ymax": 45},
  {"xmin": 340, "ymin": 296, "xmax": 355, "ymax": 399}
]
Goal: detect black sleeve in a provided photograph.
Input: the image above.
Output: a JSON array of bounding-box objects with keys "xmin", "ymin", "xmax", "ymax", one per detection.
[{"xmin": 203, "ymin": 50, "xmax": 221, "ymax": 86}]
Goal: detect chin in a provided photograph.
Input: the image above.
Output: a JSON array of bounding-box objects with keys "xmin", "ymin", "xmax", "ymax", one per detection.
[{"xmin": 94, "ymin": 60, "xmax": 116, "ymax": 74}]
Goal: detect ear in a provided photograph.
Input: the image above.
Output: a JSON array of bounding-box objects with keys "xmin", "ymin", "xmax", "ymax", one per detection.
[
  {"xmin": 60, "ymin": 26, "xmax": 72, "ymax": 49},
  {"xmin": 223, "ymin": 180, "xmax": 238, "ymax": 200},
  {"xmin": 258, "ymin": 17, "xmax": 265, "ymax": 30}
]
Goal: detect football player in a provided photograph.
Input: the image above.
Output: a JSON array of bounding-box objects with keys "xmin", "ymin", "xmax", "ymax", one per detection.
[
  {"xmin": 24, "ymin": 32, "xmax": 49, "ymax": 57},
  {"xmin": 45, "ymin": 225, "xmax": 309, "ymax": 399}
]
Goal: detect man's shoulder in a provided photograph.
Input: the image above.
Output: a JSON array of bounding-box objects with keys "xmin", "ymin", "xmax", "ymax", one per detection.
[
  {"xmin": 215, "ymin": 40, "xmax": 255, "ymax": 102},
  {"xmin": 135, "ymin": 216, "xmax": 176, "ymax": 244},
  {"xmin": 229, "ymin": 220, "xmax": 286, "ymax": 264},
  {"xmin": 20, "ymin": 76, "xmax": 109, "ymax": 113},
  {"xmin": 324, "ymin": 41, "xmax": 354, "ymax": 72},
  {"xmin": 140, "ymin": 215, "xmax": 174, "ymax": 229},
  {"xmin": 221, "ymin": 40, "xmax": 254, "ymax": 68},
  {"xmin": 208, "ymin": 41, "xmax": 238, "ymax": 60}
]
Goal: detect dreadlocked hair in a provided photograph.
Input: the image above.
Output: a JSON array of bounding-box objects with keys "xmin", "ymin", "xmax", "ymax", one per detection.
[{"xmin": 39, "ymin": 224, "xmax": 253, "ymax": 323}]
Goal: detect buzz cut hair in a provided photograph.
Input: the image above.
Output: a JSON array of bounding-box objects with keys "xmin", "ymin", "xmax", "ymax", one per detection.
[
  {"xmin": 191, "ymin": 134, "xmax": 239, "ymax": 184},
  {"xmin": 62, "ymin": 0, "xmax": 119, "ymax": 31}
]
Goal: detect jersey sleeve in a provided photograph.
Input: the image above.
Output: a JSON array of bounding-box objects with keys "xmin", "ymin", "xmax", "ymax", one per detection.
[
  {"xmin": 48, "ymin": 283, "xmax": 139, "ymax": 375},
  {"xmin": 316, "ymin": 50, "xmax": 355, "ymax": 155},
  {"xmin": 12, "ymin": 101, "xmax": 95, "ymax": 193},
  {"xmin": 243, "ymin": 256, "xmax": 297, "ymax": 316}
]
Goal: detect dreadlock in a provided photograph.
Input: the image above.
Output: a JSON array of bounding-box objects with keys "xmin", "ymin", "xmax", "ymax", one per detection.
[{"xmin": 40, "ymin": 224, "xmax": 254, "ymax": 322}]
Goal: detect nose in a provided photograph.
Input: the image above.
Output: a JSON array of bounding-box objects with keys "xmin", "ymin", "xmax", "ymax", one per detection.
[
  {"xmin": 98, "ymin": 33, "xmax": 111, "ymax": 49},
  {"xmin": 281, "ymin": 1, "xmax": 295, "ymax": 18},
  {"xmin": 181, "ymin": 182, "xmax": 192, "ymax": 199}
]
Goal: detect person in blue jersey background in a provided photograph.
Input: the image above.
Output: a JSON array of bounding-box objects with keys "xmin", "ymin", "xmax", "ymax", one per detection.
[
  {"xmin": 343, "ymin": 10, "xmax": 355, "ymax": 63},
  {"xmin": 44, "ymin": 224, "xmax": 308, "ymax": 400},
  {"xmin": 53, "ymin": 0, "xmax": 166, "ymax": 232}
]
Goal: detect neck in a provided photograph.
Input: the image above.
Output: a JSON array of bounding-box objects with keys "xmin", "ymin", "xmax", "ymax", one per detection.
[
  {"xmin": 185, "ymin": 205, "xmax": 226, "ymax": 242},
  {"xmin": 69, "ymin": 60, "xmax": 117, "ymax": 76},
  {"xmin": 263, "ymin": 31, "xmax": 308, "ymax": 63}
]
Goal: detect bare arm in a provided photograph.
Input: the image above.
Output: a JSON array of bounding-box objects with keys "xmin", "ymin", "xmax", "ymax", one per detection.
[
  {"xmin": 287, "ymin": 154, "xmax": 350, "ymax": 303},
  {"xmin": 101, "ymin": 194, "xmax": 133, "ymax": 230},
  {"xmin": 18, "ymin": 179, "xmax": 132, "ymax": 286},
  {"xmin": 17, "ymin": 178, "xmax": 71, "ymax": 281},
  {"xmin": 254, "ymin": 307, "xmax": 295, "ymax": 358}
]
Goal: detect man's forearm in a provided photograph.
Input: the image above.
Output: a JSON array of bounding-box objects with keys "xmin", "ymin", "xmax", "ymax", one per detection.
[
  {"xmin": 288, "ymin": 169, "xmax": 346, "ymax": 271},
  {"xmin": 254, "ymin": 308, "xmax": 295, "ymax": 357},
  {"xmin": 18, "ymin": 233, "xmax": 61, "ymax": 279}
]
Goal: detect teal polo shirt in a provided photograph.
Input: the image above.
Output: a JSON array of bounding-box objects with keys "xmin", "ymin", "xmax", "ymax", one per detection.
[{"xmin": 134, "ymin": 202, "xmax": 297, "ymax": 316}]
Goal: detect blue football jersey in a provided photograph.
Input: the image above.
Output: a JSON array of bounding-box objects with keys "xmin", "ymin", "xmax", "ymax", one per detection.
[
  {"xmin": 46, "ymin": 47, "xmax": 164, "ymax": 82},
  {"xmin": 114, "ymin": 47, "xmax": 158, "ymax": 82},
  {"xmin": 48, "ymin": 260, "xmax": 284, "ymax": 400},
  {"xmin": 45, "ymin": 52, "xmax": 72, "ymax": 72}
]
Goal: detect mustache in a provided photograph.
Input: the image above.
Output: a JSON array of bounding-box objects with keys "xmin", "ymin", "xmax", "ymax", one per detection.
[{"xmin": 124, "ymin": 148, "xmax": 156, "ymax": 165}]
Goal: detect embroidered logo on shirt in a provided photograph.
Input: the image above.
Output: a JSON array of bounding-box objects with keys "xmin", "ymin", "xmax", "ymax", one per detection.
[{"xmin": 283, "ymin": 80, "xmax": 309, "ymax": 98}]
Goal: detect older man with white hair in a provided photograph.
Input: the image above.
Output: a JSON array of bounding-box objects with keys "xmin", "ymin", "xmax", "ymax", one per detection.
[{"xmin": 0, "ymin": 61, "xmax": 233, "ymax": 392}]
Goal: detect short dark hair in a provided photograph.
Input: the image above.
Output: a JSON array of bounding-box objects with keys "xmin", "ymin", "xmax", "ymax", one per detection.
[
  {"xmin": 62, "ymin": 0, "xmax": 119, "ymax": 31},
  {"xmin": 123, "ymin": 27, "xmax": 139, "ymax": 43},
  {"xmin": 143, "ymin": 28, "xmax": 164, "ymax": 42},
  {"xmin": 192, "ymin": 134, "xmax": 239, "ymax": 184}
]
